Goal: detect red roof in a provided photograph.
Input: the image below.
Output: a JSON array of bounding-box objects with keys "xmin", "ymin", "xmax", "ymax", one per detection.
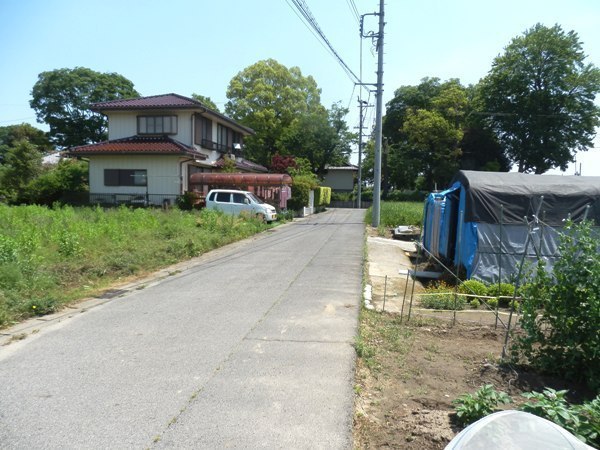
[
  {"xmin": 69, "ymin": 135, "xmax": 207, "ymax": 159},
  {"xmin": 91, "ymin": 93, "xmax": 201, "ymax": 111}
]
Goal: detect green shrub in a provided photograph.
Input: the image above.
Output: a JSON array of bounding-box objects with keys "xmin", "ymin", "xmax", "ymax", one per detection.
[
  {"xmin": 331, "ymin": 191, "xmax": 353, "ymax": 202},
  {"xmin": 315, "ymin": 186, "xmax": 331, "ymax": 206},
  {"xmin": 420, "ymin": 283, "xmax": 466, "ymax": 310},
  {"xmin": 487, "ymin": 282, "xmax": 517, "ymax": 307},
  {"xmin": 511, "ymin": 221, "xmax": 600, "ymax": 391},
  {"xmin": 453, "ymin": 384, "xmax": 512, "ymax": 427},
  {"xmin": 470, "ymin": 299, "xmax": 480, "ymax": 309},
  {"xmin": 384, "ymin": 190, "xmax": 427, "ymax": 202},
  {"xmin": 288, "ymin": 174, "xmax": 319, "ymax": 211},
  {"xmin": 459, "ymin": 279, "xmax": 488, "ymax": 298},
  {"xmin": 487, "ymin": 297, "xmax": 498, "ymax": 309}
]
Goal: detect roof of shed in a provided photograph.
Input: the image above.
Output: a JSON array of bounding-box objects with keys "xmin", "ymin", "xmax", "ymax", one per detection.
[{"xmin": 450, "ymin": 170, "xmax": 600, "ymax": 224}]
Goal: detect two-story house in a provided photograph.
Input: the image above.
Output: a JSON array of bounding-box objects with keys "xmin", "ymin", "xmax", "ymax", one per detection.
[{"xmin": 69, "ymin": 93, "xmax": 266, "ymax": 206}]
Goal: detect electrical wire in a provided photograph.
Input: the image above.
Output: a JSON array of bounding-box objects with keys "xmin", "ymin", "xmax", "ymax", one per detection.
[
  {"xmin": 285, "ymin": 0, "xmax": 361, "ymax": 84},
  {"xmin": 346, "ymin": 0, "xmax": 360, "ymax": 24}
]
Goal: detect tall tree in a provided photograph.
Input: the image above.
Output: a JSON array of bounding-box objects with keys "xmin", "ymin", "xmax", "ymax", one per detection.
[
  {"xmin": 403, "ymin": 109, "xmax": 463, "ymax": 190},
  {"xmin": 225, "ymin": 59, "xmax": 323, "ymax": 166},
  {"xmin": 0, "ymin": 123, "xmax": 53, "ymax": 164},
  {"xmin": 191, "ymin": 93, "xmax": 220, "ymax": 112},
  {"xmin": 30, "ymin": 67, "xmax": 139, "ymax": 148},
  {"xmin": 278, "ymin": 102, "xmax": 354, "ymax": 175},
  {"xmin": 478, "ymin": 24, "xmax": 600, "ymax": 173},
  {"xmin": 382, "ymin": 79, "xmax": 466, "ymax": 190}
]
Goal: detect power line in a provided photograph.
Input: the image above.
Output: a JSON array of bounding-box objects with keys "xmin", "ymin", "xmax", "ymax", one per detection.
[
  {"xmin": 286, "ymin": 0, "xmax": 361, "ymax": 84},
  {"xmin": 346, "ymin": 0, "xmax": 360, "ymax": 23}
]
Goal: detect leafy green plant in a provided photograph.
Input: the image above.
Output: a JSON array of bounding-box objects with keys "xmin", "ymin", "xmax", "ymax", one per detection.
[
  {"xmin": 453, "ymin": 384, "xmax": 512, "ymax": 427},
  {"xmin": 487, "ymin": 282, "xmax": 516, "ymax": 307},
  {"xmin": 470, "ymin": 299, "xmax": 480, "ymax": 309},
  {"xmin": 511, "ymin": 221, "xmax": 600, "ymax": 391},
  {"xmin": 487, "ymin": 297, "xmax": 498, "ymax": 309},
  {"xmin": 520, "ymin": 389, "xmax": 581, "ymax": 440},
  {"xmin": 573, "ymin": 396, "xmax": 600, "ymax": 447},
  {"xmin": 420, "ymin": 283, "xmax": 466, "ymax": 310},
  {"xmin": 459, "ymin": 279, "xmax": 488, "ymax": 298}
]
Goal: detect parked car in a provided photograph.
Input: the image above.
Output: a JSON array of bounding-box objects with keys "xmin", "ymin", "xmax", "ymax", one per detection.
[{"xmin": 205, "ymin": 189, "xmax": 277, "ymax": 222}]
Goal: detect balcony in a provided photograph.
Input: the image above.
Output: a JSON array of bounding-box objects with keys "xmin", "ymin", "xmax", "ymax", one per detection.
[{"xmin": 200, "ymin": 139, "xmax": 243, "ymax": 156}]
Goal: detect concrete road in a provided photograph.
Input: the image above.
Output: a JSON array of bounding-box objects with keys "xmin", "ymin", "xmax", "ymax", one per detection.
[{"xmin": 0, "ymin": 208, "xmax": 365, "ymax": 449}]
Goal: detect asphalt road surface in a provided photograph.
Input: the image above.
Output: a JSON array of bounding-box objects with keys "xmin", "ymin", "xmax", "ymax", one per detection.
[{"xmin": 0, "ymin": 208, "xmax": 365, "ymax": 449}]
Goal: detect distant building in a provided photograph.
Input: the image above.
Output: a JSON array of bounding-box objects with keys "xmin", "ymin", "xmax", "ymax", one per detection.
[{"xmin": 322, "ymin": 164, "xmax": 358, "ymax": 192}]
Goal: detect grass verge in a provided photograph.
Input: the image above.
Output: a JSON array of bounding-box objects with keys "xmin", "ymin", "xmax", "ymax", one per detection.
[
  {"xmin": 0, "ymin": 204, "xmax": 272, "ymax": 327},
  {"xmin": 364, "ymin": 201, "xmax": 424, "ymax": 227}
]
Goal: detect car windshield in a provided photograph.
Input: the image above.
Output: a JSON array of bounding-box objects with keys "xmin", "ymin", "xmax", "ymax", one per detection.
[{"xmin": 247, "ymin": 193, "xmax": 264, "ymax": 204}]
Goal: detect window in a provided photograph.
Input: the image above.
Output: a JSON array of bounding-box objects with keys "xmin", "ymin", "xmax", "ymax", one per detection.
[
  {"xmin": 217, "ymin": 124, "xmax": 228, "ymax": 150},
  {"xmin": 104, "ymin": 169, "xmax": 147, "ymax": 186},
  {"xmin": 232, "ymin": 193, "xmax": 246, "ymax": 204},
  {"xmin": 194, "ymin": 116, "xmax": 212, "ymax": 145},
  {"xmin": 232, "ymin": 131, "xmax": 243, "ymax": 148},
  {"xmin": 137, "ymin": 116, "xmax": 177, "ymax": 135},
  {"xmin": 216, "ymin": 192, "xmax": 231, "ymax": 203}
]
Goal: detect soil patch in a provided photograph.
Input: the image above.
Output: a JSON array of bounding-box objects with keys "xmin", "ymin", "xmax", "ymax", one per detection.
[{"xmin": 353, "ymin": 312, "xmax": 588, "ymax": 449}]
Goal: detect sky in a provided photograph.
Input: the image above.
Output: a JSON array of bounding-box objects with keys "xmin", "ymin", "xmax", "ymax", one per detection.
[{"xmin": 1, "ymin": 0, "xmax": 599, "ymax": 175}]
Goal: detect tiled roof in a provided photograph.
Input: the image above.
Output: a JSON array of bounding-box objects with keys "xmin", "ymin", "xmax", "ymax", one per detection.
[
  {"xmin": 91, "ymin": 93, "xmax": 201, "ymax": 111},
  {"xmin": 91, "ymin": 93, "xmax": 255, "ymax": 136},
  {"xmin": 215, "ymin": 157, "xmax": 268, "ymax": 173},
  {"xmin": 69, "ymin": 135, "xmax": 207, "ymax": 159}
]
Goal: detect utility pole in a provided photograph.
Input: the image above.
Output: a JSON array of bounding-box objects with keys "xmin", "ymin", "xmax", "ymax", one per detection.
[
  {"xmin": 356, "ymin": 98, "xmax": 368, "ymax": 209},
  {"xmin": 371, "ymin": 0, "xmax": 385, "ymax": 227}
]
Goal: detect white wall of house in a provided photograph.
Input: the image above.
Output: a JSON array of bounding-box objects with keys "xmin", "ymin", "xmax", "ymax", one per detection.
[
  {"xmin": 106, "ymin": 111, "xmax": 194, "ymax": 146},
  {"xmin": 89, "ymin": 155, "xmax": 185, "ymax": 196}
]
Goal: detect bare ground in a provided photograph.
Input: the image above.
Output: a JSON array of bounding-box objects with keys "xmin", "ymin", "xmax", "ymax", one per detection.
[{"xmin": 354, "ymin": 229, "xmax": 588, "ymax": 449}]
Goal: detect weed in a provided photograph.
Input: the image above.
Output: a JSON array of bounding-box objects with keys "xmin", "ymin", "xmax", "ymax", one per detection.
[
  {"xmin": 469, "ymin": 299, "xmax": 481, "ymax": 309},
  {"xmin": 452, "ymin": 384, "xmax": 512, "ymax": 427}
]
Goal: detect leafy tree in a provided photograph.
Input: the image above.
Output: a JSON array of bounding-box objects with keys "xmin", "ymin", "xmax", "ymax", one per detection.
[
  {"xmin": 382, "ymin": 78, "xmax": 476, "ymax": 190},
  {"xmin": 278, "ymin": 102, "xmax": 353, "ymax": 175},
  {"xmin": 30, "ymin": 67, "xmax": 139, "ymax": 148},
  {"xmin": 0, "ymin": 124, "xmax": 53, "ymax": 163},
  {"xmin": 478, "ymin": 24, "xmax": 600, "ymax": 173},
  {"xmin": 224, "ymin": 59, "xmax": 324, "ymax": 167},
  {"xmin": 191, "ymin": 93, "xmax": 220, "ymax": 112},
  {"xmin": 21, "ymin": 159, "xmax": 89, "ymax": 205},
  {"xmin": 270, "ymin": 153, "xmax": 298, "ymax": 173},
  {"xmin": 0, "ymin": 140, "xmax": 43, "ymax": 202},
  {"xmin": 403, "ymin": 109, "xmax": 463, "ymax": 190}
]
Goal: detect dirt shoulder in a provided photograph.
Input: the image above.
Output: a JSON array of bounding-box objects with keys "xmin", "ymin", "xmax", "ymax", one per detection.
[{"xmin": 355, "ymin": 230, "xmax": 587, "ymax": 449}]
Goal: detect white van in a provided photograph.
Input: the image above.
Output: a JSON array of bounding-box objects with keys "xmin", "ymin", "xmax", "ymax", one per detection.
[{"xmin": 205, "ymin": 189, "xmax": 277, "ymax": 222}]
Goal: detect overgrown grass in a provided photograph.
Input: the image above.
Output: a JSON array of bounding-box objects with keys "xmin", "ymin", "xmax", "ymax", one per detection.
[
  {"xmin": 355, "ymin": 308, "xmax": 414, "ymax": 372},
  {"xmin": 364, "ymin": 201, "xmax": 424, "ymax": 227},
  {"xmin": 0, "ymin": 204, "xmax": 271, "ymax": 327}
]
